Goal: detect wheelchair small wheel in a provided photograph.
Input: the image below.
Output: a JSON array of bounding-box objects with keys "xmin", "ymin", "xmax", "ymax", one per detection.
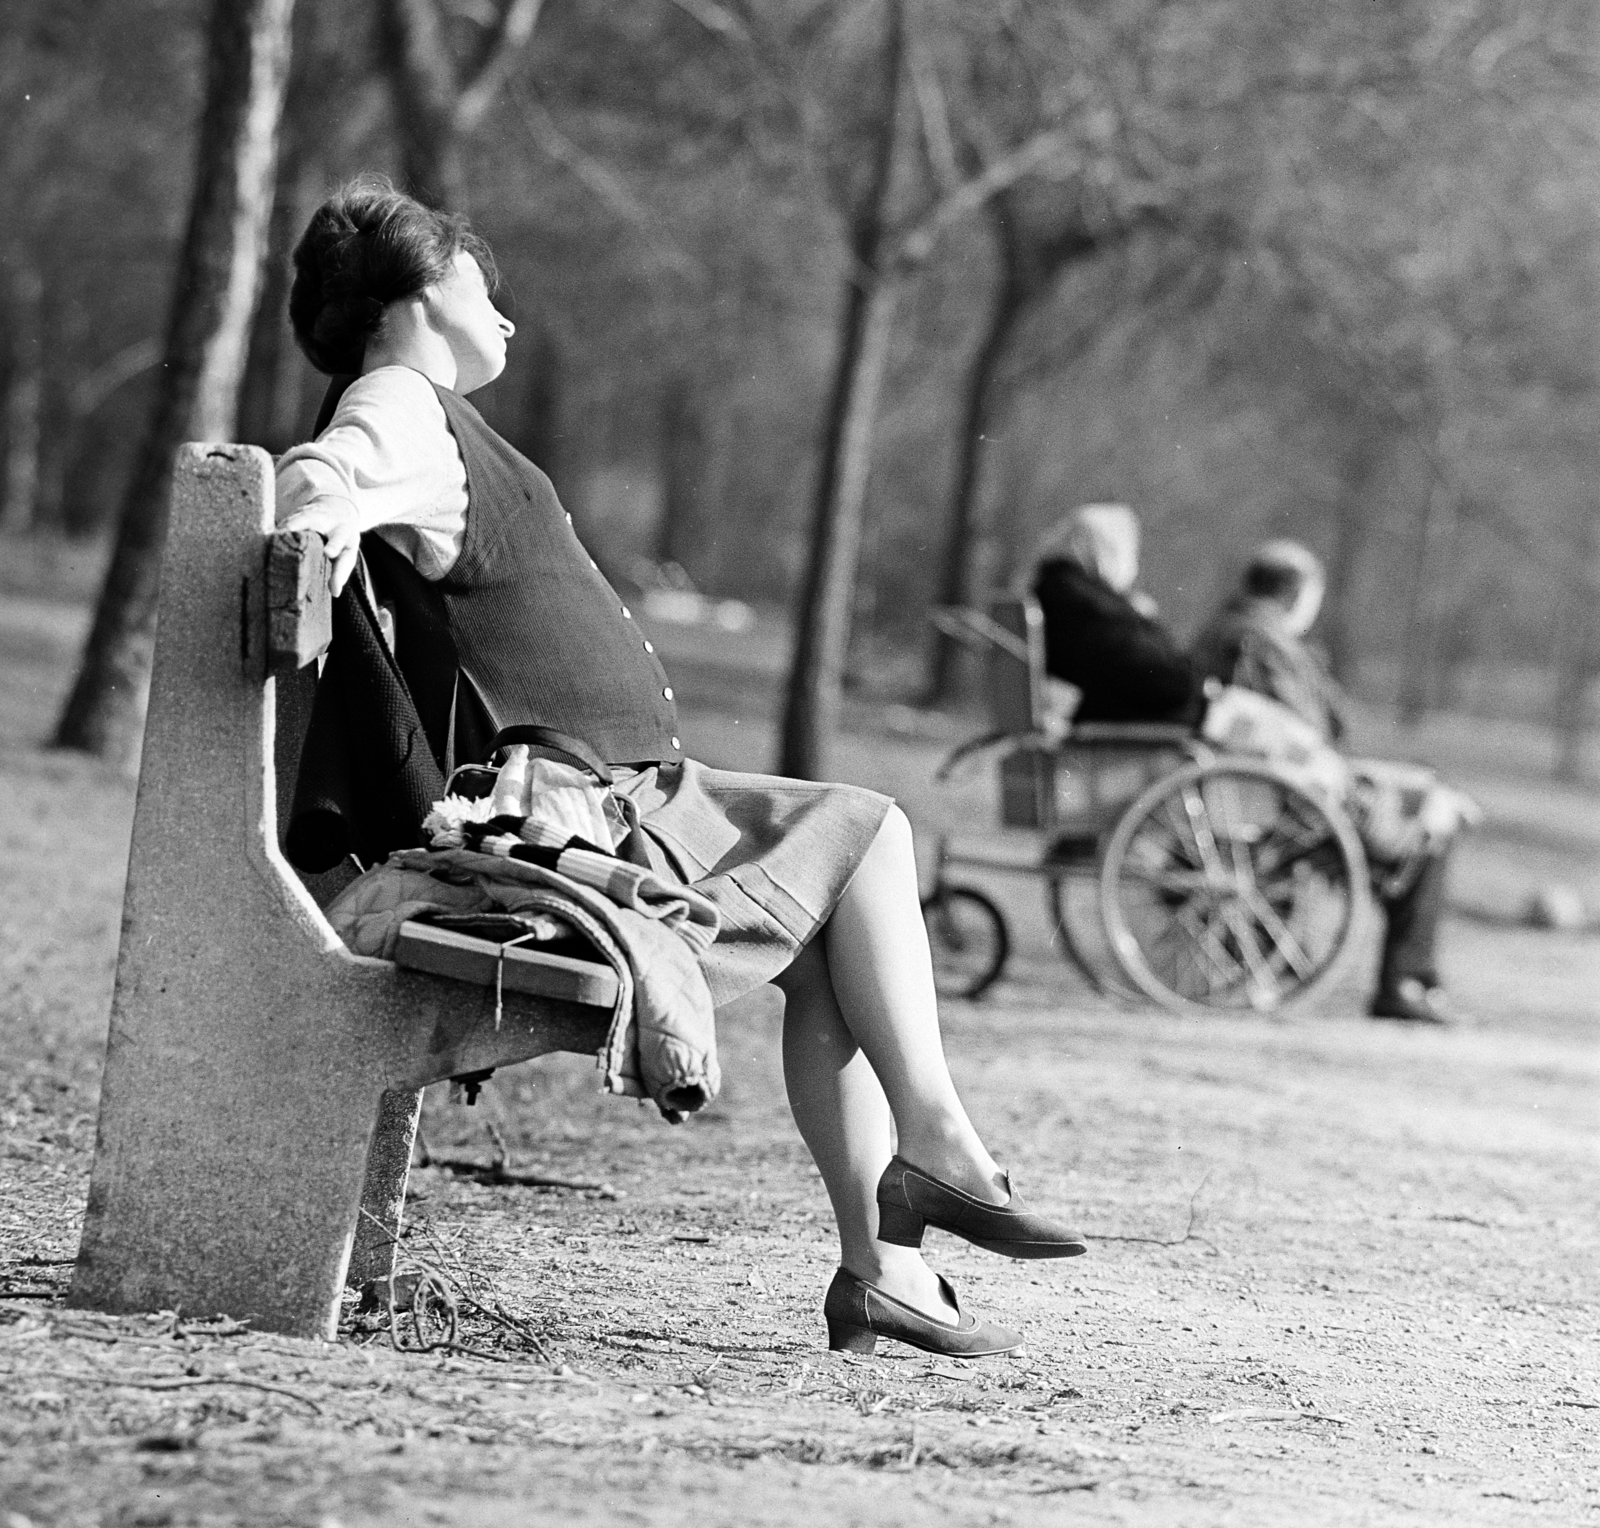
[
  {"xmin": 922, "ymin": 885, "xmax": 1009, "ymax": 999},
  {"xmin": 1099, "ymin": 761, "xmax": 1364, "ymax": 1015}
]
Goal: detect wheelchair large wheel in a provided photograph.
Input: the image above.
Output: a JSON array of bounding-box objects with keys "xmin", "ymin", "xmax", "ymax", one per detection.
[
  {"xmin": 922, "ymin": 885, "xmax": 1009, "ymax": 999},
  {"xmin": 1099, "ymin": 761, "xmax": 1364, "ymax": 1014}
]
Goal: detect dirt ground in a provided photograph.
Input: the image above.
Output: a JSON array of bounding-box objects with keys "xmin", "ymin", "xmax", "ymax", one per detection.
[{"xmin": 2, "ymin": 584, "xmax": 1597, "ymax": 1528}]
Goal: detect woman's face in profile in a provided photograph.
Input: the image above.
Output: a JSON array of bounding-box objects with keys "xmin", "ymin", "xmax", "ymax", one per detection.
[{"xmin": 425, "ymin": 249, "xmax": 516, "ymax": 393}]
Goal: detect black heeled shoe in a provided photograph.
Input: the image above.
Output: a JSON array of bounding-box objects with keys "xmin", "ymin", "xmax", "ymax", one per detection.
[
  {"xmin": 876, "ymin": 1155, "xmax": 1089, "ymax": 1260},
  {"xmin": 823, "ymin": 1267, "xmax": 1023, "ymax": 1357}
]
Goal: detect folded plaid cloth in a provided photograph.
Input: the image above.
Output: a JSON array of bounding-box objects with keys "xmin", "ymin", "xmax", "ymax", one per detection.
[{"xmin": 452, "ymin": 815, "xmax": 720, "ymax": 953}]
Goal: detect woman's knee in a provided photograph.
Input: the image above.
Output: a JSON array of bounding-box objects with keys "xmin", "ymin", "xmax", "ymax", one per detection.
[
  {"xmin": 773, "ymin": 932, "xmax": 828, "ymax": 997},
  {"xmin": 869, "ymin": 803, "xmax": 915, "ymax": 862}
]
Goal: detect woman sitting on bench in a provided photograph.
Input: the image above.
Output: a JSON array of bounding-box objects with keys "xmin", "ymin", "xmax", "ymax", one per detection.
[{"xmin": 275, "ymin": 177, "xmax": 1085, "ymax": 1359}]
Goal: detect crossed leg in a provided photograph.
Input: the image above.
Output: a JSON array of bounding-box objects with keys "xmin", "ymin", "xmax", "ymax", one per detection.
[{"xmin": 773, "ymin": 805, "xmax": 1005, "ymax": 1320}]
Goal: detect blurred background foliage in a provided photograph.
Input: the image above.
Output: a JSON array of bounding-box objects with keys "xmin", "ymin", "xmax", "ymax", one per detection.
[{"xmin": 2, "ymin": 0, "xmax": 1597, "ymax": 767}]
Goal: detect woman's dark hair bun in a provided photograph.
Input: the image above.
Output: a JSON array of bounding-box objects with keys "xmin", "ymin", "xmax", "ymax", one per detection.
[{"xmin": 288, "ymin": 173, "xmax": 496, "ymax": 375}]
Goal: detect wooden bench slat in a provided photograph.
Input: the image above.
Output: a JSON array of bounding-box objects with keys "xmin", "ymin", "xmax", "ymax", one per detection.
[
  {"xmin": 393, "ymin": 921, "xmax": 619, "ymax": 1009},
  {"xmin": 267, "ymin": 529, "xmax": 333, "ymax": 671}
]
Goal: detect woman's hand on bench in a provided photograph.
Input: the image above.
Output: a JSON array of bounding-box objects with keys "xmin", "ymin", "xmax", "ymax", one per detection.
[{"xmin": 280, "ymin": 496, "xmax": 361, "ymax": 596}]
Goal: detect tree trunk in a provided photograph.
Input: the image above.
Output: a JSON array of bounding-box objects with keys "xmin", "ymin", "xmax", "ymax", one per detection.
[
  {"xmin": 377, "ymin": 0, "xmax": 466, "ymax": 209},
  {"xmin": 777, "ymin": 0, "xmax": 906, "ymax": 781},
  {"xmin": 655, "ymin": 371, "xmax": 709, "ymax": 571},
  {"xmin": 54, "ymin": 0, "xmax": 295, "ymax": 765},
  {"xmin": 778, "ymin": 274, "xmax": 904, "ymax": 777},
  {"xmin": 1397, "ymin": 479, "xmax": 1452, "ymax": 726},
  {"xmin": 0, "ymin": 264, "xmax": 44, "ymax": 534},
  {"xmin": 920, "ymin": 274, "xmax": 1026, "ymax": 705},
  {"xmin": 238, "ymin": 149, "xmax": 323, "ymax": 451},
  {"xmin": 376, "ymin": 0, "xmax": 542, "ymax": 211},
  {"xmin": 1323, "ymin": 433, "xmax": 1385, "ymax": 687},
  {"xmin": 1550, "ymin": 506, "xmax": 1599, "ymax": 782}
]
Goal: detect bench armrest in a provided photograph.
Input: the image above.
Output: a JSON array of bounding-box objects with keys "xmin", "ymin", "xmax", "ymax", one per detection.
[{"xmin": 267, "ymin": 530, "xmax": 333, "ymax": 671}]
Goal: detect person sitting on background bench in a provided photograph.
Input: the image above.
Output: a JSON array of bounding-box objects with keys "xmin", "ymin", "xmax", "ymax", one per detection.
[
  {"xmin": 1192, "ymin": 540, "xmax": 1469, "ymax": 1026},
  {"xmin": 273, "ymin": 176, "xmax": 1087, "ymax": 1360},
  {"xmin": 1030, "ymin": 502, "xmax": 1207, "ymax": 726}
]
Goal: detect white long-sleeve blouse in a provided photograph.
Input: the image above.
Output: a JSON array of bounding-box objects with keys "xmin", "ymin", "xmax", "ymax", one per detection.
[{"xmin": 274, "ymin": 365, "xmax": 469, "ymax": 579}]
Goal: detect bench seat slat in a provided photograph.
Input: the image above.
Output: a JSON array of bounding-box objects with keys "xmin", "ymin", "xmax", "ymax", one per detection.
[{"xmin": 393, "ymin": 921, "xmax": 619, "ymax": 1009}]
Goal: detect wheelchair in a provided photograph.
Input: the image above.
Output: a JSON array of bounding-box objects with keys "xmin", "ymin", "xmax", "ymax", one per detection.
[{"xmin": 920, "ymin": 599, "xmax": 1367, "ymax": 1014}]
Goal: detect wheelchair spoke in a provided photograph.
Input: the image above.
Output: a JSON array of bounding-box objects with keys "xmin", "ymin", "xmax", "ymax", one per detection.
[
  {"xmin": 1141, "ymin": 898, "xmax": 1242, "ymax": 999},
  {"xmin": 1179, "ymin": 785, "xmax": 1233, "ymax": 884},
  {"xmin": 1144, "ymin": 813, "xmax": 1202, "ymax": 871},
  {"xmin": 1115, "ymin": 865, "xmax": 1215, "ymax": 895},
  {"xmin": 1252, "ymin": 809, "xmax": 1333, "ymax": 880},
  {"xmin": 1220, "ymin": 901, "xmax": 1276, "ymax": 998},
  {"xmin": 1237, "ymin": 883, "xmax": 1314, "ymax": 981},
  {"xmin": 1178, "ymin": 905, "xmax": 1248, "ymax": 994},
  {"xmin": 1157, "ymin": 797, "xmax": 1208, "ymax": 872}
]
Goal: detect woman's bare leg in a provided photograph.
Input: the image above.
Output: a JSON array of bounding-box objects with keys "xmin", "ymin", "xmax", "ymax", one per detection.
[
  {"xmin": 773, "ymin": 805, "xmax": 1015, "ymax": 1318},
  {"xmin": 821, "ymin": 806, "xmax": 1006, "ymax": 1201},
  {"xmin": 775, "ymin": 939, "xmax": 957, "ymax": 1321}
]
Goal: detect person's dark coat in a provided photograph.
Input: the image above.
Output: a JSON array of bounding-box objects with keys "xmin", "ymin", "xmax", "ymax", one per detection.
[
  {"xmin": 284, "ymin": 567, "xmax": 450, "ymax": 873},
  {"xmin": 1190, "ymin": 595, "xmax": 1348, "ymax": 743},
  {"xmin": 1032, "ymin": 556, "xmax": 1204, "ymax": 725}
]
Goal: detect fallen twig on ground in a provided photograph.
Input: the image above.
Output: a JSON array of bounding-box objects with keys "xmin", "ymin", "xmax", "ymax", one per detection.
[
  {"xmin": 1022, "ymin": 1476, "xmax": 1111, "ymax": 1494},
  {"xmin": 415, "ymin": 1121, "xmax": 621, "ymax": 1195},
  {"xmin": 171, "ymin": 1315, "xmax": 252, "ymax": 1339},
  {"xmin": 36, "ymin": 1370, "xmax": 324, "ymax": 1414},
  {"xmin": 360, "ymin": 1216, "xmax": 558, "ymax": 1366},
  {"xmin": 1208, "ymin": 1406, "xmax": 1350, "ymax": 1425},
  {"xmin": 1087, "ymin": 1173, "xmax": 1217, "ymax": 1250},
  {"xmin": 424, "ymin": 1155, "xmax": 622, "ymax": 1195}
]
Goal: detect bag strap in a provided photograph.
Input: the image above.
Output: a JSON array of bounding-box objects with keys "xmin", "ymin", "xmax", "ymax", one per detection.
[{"xmin": 488, "ymin": 725, "xmax": 611, "ymax": 787}]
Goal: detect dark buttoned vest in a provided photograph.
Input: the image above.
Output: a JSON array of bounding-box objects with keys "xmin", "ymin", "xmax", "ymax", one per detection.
[{"xmin": 406, "ymin": 385, "xmax": 681, "ymax": 766}]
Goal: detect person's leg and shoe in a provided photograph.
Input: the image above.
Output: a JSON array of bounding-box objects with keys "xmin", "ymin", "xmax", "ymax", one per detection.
[
  {"xmin": 1369, "ymin": 844, "xmax": 1459, "ymax": 1024},
  {"xmin": 774, "ymin": 807, "xmax": 1086, "ymax": 1355}
]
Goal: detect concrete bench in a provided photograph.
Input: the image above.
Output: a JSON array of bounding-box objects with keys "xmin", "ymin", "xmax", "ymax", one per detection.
[{"xmin": 70, "ymin": 444, "xmax": 613, "ymax": 1339}]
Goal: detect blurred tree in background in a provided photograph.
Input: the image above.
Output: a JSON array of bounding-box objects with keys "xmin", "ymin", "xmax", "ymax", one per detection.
[
  {"xmin": 1, "ymin": 0, "xmax": 1596, "ymax": 772},
  {"xmin": 51, "ymin": 0, "xmax": 295, "ymax": 764}
]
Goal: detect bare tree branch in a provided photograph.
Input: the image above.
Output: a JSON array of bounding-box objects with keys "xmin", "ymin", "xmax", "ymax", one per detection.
[
  {"xmin": 893, "ymin": 129, "xmax": 1078, "ymax": 270},
  {"xmin": 908, "ymin": 35, "xmax": 960, "ymax": 194},
  {"xmin": 509, "ymin": 86, "xmax": 702, "ymax": 282},
  {"xmin": 665, "ymin": 0, "xmax": 751, "ymax": 46},
  {"xmin": 70, "ymin": 338, "xmax": 163, "ymax": 418},
  {"xmin": 456, "ymin": 0, "xmax": 545, "ymax": 131}
]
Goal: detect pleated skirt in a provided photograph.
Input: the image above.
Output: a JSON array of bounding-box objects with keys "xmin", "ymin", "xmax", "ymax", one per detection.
[{"xmin": 612, "ymin": 758, "xmax": 894, "ymax": 1007}]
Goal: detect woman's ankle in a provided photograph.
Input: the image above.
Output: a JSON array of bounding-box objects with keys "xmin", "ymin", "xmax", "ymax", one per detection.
[
  {"xmin": 893, "ymin": 1123, "xmax": 1006, "ymax": 1202},
  {"xmin": 841, "ymin": 1245, "xmax": 958, "ymax": 1321}
]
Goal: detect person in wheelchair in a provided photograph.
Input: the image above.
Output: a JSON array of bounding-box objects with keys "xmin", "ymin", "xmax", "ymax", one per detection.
[
  {"xmin": 1029, "ymin": 502, "xmax": 1207, "ymax": 726},
  {"xmin": 1192, "ymin": 540, "xmax": 1469, "ymax": 1026}
]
